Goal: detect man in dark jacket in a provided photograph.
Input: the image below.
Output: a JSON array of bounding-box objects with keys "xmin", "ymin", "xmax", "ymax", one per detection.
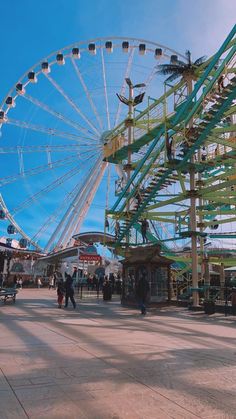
[
  {"xmin": 64, "ymin": 273, "xmax": 76, "ymax": 309},
  {"xmin": 141, "ymin": 219, "xmax": 149, "ymax": 244},
  {"xmin": 136, "ymin": 275, "xmax": 150, "ymax": 315}
]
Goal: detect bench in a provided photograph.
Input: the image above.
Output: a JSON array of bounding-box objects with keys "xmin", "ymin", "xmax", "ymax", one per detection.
[{"xmin": 0, "ymin": 288, "xmax": 18, "ymax": 304}]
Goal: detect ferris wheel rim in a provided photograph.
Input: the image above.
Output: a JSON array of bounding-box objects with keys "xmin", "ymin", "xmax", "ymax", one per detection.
[{"xmin": 0, "ymin": 36, "xmax": 187, "ymax": 110}]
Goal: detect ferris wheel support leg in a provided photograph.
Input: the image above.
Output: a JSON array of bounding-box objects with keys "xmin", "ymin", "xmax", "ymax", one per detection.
[
  {"xmin": 186, "ymin": 77, "xmax": 199, "ymax": 308},
  {"xmin": 197, "ymin": 149, "xmax": 205, "ymax": 291},
  {"xmin": 190, "ymin": 166, "xmax": 199, "ymax": 307},
  {"xmin": 220, "ymin": 262, "xmax": 225, "ymax": 300},
  {"xmin": 204, "ymin": 257, "xmax": 210, "ymax": 299},
  {"xmin": 125, "ymin": 83, "xmax": 135, "ymax": 245}
]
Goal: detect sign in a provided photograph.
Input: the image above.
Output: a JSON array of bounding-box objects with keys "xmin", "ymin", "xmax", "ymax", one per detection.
[{"xmin": 79, "ymin": 254, "xmax": 101, "ymax": 262}]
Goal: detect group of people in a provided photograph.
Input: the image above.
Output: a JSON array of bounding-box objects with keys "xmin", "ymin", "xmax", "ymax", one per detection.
[
  {"xmin": 46, "ymin": 268, "xmax": 149, "ymax": 315},
  {"xmin": 54, "ymin": 272, "xmax": 123, "ymax": 308},
  {"xmin": 101, "ymin": 274, "xmax": 122, "ymax": 300},
  {"xmin": 13, "ymin": 275, "xmax": 23, "ymax": 289},
  {"xmin": 56, "ymin": 273, "xmax": 76, "ymax": 309},
  {"xmin": 35, "ymin": 266, "xmax": 148, "ymax": 315},
  {"xmin": 86, "ymin": 273, "xmax": 104, "ymax": 292},
  {"xmin": 85, "ymin": 273, "xmax": 122, "ymax": 295}
]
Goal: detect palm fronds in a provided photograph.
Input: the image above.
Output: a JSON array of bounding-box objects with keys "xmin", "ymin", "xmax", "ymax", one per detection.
[
  {"xmin": 165, "ymin": 72, "xmax": 185, "ymax": 83},
  {"xmin": 194, "ymin": 55, "xmax": 207, "ymax": 66},
  {"xmin": 156, "ymin": 50, "xmax": 207, "ymax": 83},
  {"xmin": 156, "ymin": 64, "xmax": 185, "ymax": 75}
]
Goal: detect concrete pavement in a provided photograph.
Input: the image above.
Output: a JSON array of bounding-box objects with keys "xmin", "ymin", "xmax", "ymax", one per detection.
[{"xmin": 0, "ymin": 288, "xmax": 236, "ymax": 419}]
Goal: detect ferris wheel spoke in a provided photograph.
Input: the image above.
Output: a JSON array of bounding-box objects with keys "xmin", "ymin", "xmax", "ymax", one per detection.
[
  {"xmin": 23, "ymin": 93, "xmax": 94, "ymax": 136},
  {"xmin": 151, "ymin": 219, "xmax": 178, "ymax": 249},
  {"xmin": 57, "ymin": 160, "xmax": 106, "ymax": 248},
  {"xmin": 32, "ymin": 182, "xmax": 80, "ymax": 243},
  {"xmin": 12, "ymin": 151, "xmax": 100, "ymax": 215},
  {"xmin": 12, "ymin": 165, "xmax": 80, "ymax": 215},
  {"xmin": 6, "ymin": 118, "xmax": 96, "ymax": 142},
  {"xmin": 18, "ymin": 147, "xmax": 24, "ymax": 175},
  {"xmin": 62, "ymin": 164, "xmax": 104, "ymax": 246},
  {"xmin": 67, "ymin": 162, "xmax": 107, "ymax": 246},
  {"xmin": 44, "ymin": 73, "xmax": 101, "ymax": 137},
  {"xmin": 45, "ymin": 156, "xmax": 103, "ymax": 251},
  {"xmin": 71, "ymin": 58, "xmax": 104, "ymax": 131},
  {"xmin": 0, "ymin": 145, "xmax": 87, "ymax": 154},
  {"xmin": 145, "ymin": 67, "xmax": 157, "ymax": 90},
  {"xmin": 0, "ymin": 155, "xmax": 79, "ymax": 186},
  {"xmin": 0, "ymin": 193, "xmax": 41, "ymax": 251},
  {"xmin": 114, "ymin": 47, "xmax": 135, "ymax": 127},
  {"xmin": 101, "ymin": 48, "xmax": 111, "ymax": 130}
]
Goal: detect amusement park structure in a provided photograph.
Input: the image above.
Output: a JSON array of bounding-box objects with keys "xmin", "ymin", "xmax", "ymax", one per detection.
[
  {"xmin": 103, "ymin": 26, "xmax": 236, "ymax": 305},
  {"xmin": 0, "ymin": 28, "xmax": 235, "ymax": 305}
]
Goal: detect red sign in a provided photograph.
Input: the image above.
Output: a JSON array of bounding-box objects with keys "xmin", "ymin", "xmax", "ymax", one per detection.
[{"xmin": 79, "ymin": 254, "xmax": 101, "ymax": 262}]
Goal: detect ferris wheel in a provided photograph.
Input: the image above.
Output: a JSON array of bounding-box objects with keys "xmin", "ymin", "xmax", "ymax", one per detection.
[{"xmin": 0, "ymin": 37, "xmax": 186, "ymax": 252}]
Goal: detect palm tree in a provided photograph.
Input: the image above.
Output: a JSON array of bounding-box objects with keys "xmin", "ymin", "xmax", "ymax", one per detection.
[{"xmin": 156, "ymin": 50, "xmax": 207, "ymax": 84}]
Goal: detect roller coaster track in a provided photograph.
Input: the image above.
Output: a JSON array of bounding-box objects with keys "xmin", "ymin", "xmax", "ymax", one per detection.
[{"xmin": 103, "ymin": 25, "xmax": 236, "ymax": 272}]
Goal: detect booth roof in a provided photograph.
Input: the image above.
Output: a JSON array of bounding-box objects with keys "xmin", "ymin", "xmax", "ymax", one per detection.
[{"xmin": 121, "ymin": 245, "xmax": 173, "ymax": 265}]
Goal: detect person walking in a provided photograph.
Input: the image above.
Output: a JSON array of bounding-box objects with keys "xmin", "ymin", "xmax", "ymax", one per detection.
[
  {"xmin": 49, "ymin": 275, "xmax": 54, "ymax": 290},
  {"xmin": 218, "ymin": 74, "xmax": 225, "ymax": 93},
  {"xmin": 93, "ymin": 275, "xmax": 100, "ymax": 298},
  {"xmin": 99, "ymin": 273, "xmax": 104, "ymax": 291},
  {"xmin": 136, "ymin": 275, "xmax": 150, "ymax": 315},
  {"xmin": 103, "ymin": 278, "xmax": 112, "ymax": 301},
  {"xmin": 37, "ymin": 277, "xmax": 42, "ymax": 289},
  {"xmin": 201, "ymin": 146, "xmax": 207, "ymax": 162},
  {"xmin": 57, "ymin": 279, "xmax": 65, "ymax": 308},
  {"xmin": 166, "ymin": 133, "xmax": 173, "ymax": 161},
  {"xmin": 114, "ymin": 220, "xmax": 120, "ymax": 239},
  {"xmin": 231, "ymin": 287, "xmax": 236, "ymax": 315},
  {"xmin": 13, "ymin": 275, "xmax": 18, "ymax": 289},
  {"xmin": 141, "ymin": 219, "xmax": 149, "ymax": 244},
  {"xmin": 109, "ymin": 273, "xmax": 115, "ymax": 294},
  {"xmin": 135, "ymin": 190, "xmax": 142, "ymax": 209},
  {"xmin": 0, "ymin": 272, "xmax": 3, "ymax": 288},
  {"xmin": 92, "ymin": 274, "xmax": 97, "ymax": 291},
  {"xmin": 115, "ymin": 274, "xmax": 122, "ymax": 295},
  {"xmin": 64, "ymin": 273, "xmax": 76, "ymax": 309}
]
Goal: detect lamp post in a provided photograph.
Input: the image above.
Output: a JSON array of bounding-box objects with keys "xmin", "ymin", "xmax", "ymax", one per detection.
[
  {"xmin": 5, "ymin": 250, "xmax": 12, "ymax": 284},
  {"xmin": 116, "ymin": 79, "xmax": 145, "ymax": 244},
  {"xmin": 117, "ymin": 78, "xmax": 146, "ymax": 187}
]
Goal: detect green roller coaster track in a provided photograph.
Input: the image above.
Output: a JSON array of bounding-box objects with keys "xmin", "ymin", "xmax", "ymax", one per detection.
[{"xmin": 103, "ymin": 25, "xmax": 236, "ymax": 276}]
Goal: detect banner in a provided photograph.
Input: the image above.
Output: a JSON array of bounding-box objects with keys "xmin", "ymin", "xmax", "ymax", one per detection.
[{"xmin": 79, "ymin": 254, "xmax": 101, "ymax": 262}]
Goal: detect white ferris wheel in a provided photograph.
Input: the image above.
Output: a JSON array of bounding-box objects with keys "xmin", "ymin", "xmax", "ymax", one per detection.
[{"xmin": 0, "ymin": 37, "xmax": 185, "ymax": 252}]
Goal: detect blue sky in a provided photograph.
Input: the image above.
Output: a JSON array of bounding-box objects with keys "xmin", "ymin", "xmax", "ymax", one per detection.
[
  {"xmin": 0, "ymin": 0, "xmax": 235, "ymax": 91},
  {"xmin": 0, "ymin": 0, "xmax": 235, "ymax": 250}
]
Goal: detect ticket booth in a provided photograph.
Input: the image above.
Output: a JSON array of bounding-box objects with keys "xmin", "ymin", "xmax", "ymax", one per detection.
[{"xmin": 121, "ymin": 244, "xmax": 173, "ymax": 306}]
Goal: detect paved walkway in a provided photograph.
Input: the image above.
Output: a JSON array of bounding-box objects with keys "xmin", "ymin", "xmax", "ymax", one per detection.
[{"xmin": 0, "ymin": 289, "xmax": 236, "ymax": 419}]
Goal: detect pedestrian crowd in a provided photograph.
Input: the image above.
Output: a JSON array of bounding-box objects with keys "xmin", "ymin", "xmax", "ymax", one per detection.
[
  {"xmin": 6, "ymin": 270, "xmax": 150, "ymax": 315},
  {"xmin": 43, "ymin": 271, "xmax": 124, "ymax": 309}
]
